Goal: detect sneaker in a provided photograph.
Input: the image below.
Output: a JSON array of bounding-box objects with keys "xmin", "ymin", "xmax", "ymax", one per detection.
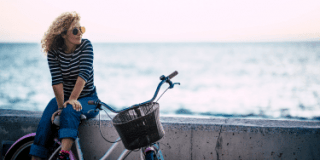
[
  {"xmin": 143, "ymin": 145, "xmax": 156, "ymax": 160},
  {"xmin": 145, "ymin": 143, "xmax": 164, "ymax": 160},
  {"xmin": 143, "ymin": 143, "xmax": 161, "ymax": 156},
  {"xmin": 144, "ymin": 146, "xmax": 156, "ymax": 155},
  {"xmin": 56, "ymin": 150, "xmax": 70, "ymax": 160}
]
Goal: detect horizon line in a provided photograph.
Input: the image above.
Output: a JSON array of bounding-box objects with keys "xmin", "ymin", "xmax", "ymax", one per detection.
[{"xmin": 0, "ymin": 40, "xmax": 319, "ymax": 44}]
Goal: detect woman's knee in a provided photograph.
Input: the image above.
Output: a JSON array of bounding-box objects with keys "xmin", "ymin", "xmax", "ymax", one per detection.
[
  {"xmin": 59, "ymin": 105, "xmax": 81, "ymax": 130},
  {"xmin": 61, "ymin": 105, "xmax": 80, "ymax": 118}
]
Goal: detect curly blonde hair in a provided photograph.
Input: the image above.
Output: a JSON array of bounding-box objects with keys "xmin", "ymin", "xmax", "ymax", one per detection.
[{"xmin": 41, "ymin": 11, "xmax": 81, "ymax": 53}]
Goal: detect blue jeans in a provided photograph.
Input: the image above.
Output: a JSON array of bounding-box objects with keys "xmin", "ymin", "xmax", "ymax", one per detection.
[{"xmin": 29, "ymin": 89, "xmax": 99, "ymax": 159}]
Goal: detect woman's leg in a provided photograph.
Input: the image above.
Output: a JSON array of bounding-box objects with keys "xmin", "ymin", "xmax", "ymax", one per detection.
[
  {"xmin": 58, "ymin": 91, "xmax": 99, "ymax": 150},
  {"xmin": 58, "ymin": 104, "xmax": 81, "ymax": 144},
  {"xmin": 29, "ymin": 98, "xmax": 59, "ymax": 159},
  {"xmin": 61, "ymin": 138, "xmax": 74, "ymax": 151},
  {"xmin": 31, "ymin": 156, "xmax": 43, "ymax": 160}
]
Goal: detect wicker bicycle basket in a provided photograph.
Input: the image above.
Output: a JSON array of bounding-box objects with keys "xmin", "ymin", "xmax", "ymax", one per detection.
[{"xmin": 112, "ymin": 102, "xmax": 165, "ymax": 150}]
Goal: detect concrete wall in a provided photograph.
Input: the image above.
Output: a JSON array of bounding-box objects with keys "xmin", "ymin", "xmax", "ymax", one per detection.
[{"xmin": 0, "ymin": 109, "xmax": 320, "ymax": 160}]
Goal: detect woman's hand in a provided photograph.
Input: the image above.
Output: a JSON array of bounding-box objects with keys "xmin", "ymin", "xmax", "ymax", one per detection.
[
  {"xmin": 51, "ymin": 110, "xmax": 62, "ymax": 124},
  {"xmin": 64, "ymin": 99, "xmax": 82, "ymax": 112}
]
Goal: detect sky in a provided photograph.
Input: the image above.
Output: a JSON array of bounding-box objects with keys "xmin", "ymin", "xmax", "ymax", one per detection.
[{"xmin": 0, "ymin": 0, "xmax": 320, "ymax": 43}]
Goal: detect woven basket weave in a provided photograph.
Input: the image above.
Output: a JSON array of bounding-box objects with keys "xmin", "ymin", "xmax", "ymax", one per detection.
[{"xmin": 112, "ymin": 102, "xmax": 165, "ymax": 150}]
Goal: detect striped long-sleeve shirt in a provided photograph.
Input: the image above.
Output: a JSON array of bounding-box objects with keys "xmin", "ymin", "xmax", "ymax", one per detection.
[{"xmin": 47, "ymin": 39, "xmax": 95, "ymax": 98}]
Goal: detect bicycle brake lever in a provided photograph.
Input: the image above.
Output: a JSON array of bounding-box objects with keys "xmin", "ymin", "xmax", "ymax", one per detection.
[{"xmin": 169, "ymin": 82, "xmax": 180, "ymax": 89}]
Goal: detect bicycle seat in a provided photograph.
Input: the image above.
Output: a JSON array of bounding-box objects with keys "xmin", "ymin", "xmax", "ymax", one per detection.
[
  {"xmin": 53, "ymin": 114, "xmax": 87, "ymax": 126},
  {"xmin": 80, "ymin": 114, "xmax": 87, "ymax": 120}
]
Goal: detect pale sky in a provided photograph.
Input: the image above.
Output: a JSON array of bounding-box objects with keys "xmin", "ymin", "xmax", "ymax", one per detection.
[{"xmin": 0, "ymin": 0, "xmax": 320, "ymax": 43}]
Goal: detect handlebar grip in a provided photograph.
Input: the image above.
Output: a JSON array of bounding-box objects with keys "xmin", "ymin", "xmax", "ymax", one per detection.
[
  {"xmin": 168, "ymin": 71, "xmax": 178, "ymax": 79},
  {"xmin": 88, "ymin": 100, "xmax": 95, "ymax": 105}
]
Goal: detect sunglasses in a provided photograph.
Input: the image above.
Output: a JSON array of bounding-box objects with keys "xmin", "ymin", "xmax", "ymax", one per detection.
[{"xmin": 72, "ymin": 26, "xmax": 86, "ymax": 35}]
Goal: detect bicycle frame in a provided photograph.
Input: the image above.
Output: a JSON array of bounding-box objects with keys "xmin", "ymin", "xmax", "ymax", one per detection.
[
  {"xmin": 74, "ymin": 136, "xmax": 164, "ymax": 160},
  {"xmin": 74, "ymin": 136, "xmax": 132, "ymax": 160}
]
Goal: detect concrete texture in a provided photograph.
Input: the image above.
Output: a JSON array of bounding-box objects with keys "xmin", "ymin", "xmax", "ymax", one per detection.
[{"xmin": 0, "ymin": 109, "xmax": 320, "ymax": 160}]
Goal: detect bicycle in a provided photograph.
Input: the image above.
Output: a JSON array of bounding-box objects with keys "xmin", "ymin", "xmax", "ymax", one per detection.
[{"xmin": 4, "ymin": 71, "xmax": 180, "ymax": 160}]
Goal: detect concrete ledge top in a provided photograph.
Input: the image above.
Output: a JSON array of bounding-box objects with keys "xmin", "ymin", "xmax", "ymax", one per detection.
[{"xmin": 1, "ymin": 109, "xmax": 319, "ymax": 129}]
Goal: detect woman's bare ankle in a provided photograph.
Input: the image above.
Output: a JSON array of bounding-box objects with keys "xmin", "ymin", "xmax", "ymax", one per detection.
[{"xmin": 31, "ymin": 156, "xmax": 43, "ymax": 160}]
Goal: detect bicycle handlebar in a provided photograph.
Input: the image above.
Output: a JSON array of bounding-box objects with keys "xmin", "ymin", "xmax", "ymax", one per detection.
[
  {"xmin": 168, "ymin": 71, "xmax": 178, "ymax": 79},
  {"xmin": 88, "ymin": 71, "xmax": 180, "ymax": 113}
]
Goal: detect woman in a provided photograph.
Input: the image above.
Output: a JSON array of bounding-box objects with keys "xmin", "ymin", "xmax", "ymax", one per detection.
[{"xmin": 29, "ymin": 12, "xmax": 99, "ymax": 160}]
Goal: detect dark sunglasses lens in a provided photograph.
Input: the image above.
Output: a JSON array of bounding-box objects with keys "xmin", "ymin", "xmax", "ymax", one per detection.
[{"xmin": 73, "ymin": 28, "xmax": 78, "ymax": 35}]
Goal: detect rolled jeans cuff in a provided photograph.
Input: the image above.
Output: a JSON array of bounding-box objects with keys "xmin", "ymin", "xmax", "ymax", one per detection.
[
  {"xmin": 59, "ymin": 128, "xmax": 78, "ymax": 140},
  {"xmin": 29, "ymin": 144, "xmax": 48, "ymax": 159}
]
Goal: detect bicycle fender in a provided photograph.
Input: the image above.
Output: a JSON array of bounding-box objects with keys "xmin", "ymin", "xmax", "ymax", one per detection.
[{"xmin": 4, "ymin": 133, "xmax": 36, "ymax": 159}]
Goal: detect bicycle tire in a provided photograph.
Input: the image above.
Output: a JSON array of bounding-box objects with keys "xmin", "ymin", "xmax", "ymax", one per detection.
[
  {"xmin": 4, "ymin": 137, "xmax": 75, "ymax": 160},
  {"xmin": 5, "ymin": 139, "xmax": 34, "ymax": 160}
]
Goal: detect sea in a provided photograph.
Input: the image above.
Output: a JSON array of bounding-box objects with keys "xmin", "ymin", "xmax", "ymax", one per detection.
[{"xmin": 1, "ymin": 42, "xmax": 320, "ymax": 120}]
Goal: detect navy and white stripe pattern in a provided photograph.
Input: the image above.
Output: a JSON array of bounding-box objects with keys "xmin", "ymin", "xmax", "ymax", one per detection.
[{"xmin": 47, "ymin": 39, "xmax": 95, "ymax": 98}]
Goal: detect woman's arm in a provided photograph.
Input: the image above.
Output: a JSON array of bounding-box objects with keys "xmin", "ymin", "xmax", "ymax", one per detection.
[
  {"xmin": 51, "ymin": 83, "xmax": 64, "ymax": 123},
  {"xmin": 52, "ymin": 83, "xmax": 64, "ymax": 109},
  {"xmin": 70, "ymin": 76, "xmax": 86, "ymax": 100},
  {"xmin": 63, "ymin": 76, "xmax": 86, "ymax": 111}
]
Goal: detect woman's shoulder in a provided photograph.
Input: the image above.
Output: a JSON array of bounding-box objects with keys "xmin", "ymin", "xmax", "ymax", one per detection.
[
  {"xmin": 81, "ymin": 39, "xmax": 92, "ymax": 46},
  {"xmin": 78, "ymin": 39, "xmax": 92, "ymax": 50},
  {"xmin": 76, "ymin": 39, "xmax": 93, "ymax": 51}
]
